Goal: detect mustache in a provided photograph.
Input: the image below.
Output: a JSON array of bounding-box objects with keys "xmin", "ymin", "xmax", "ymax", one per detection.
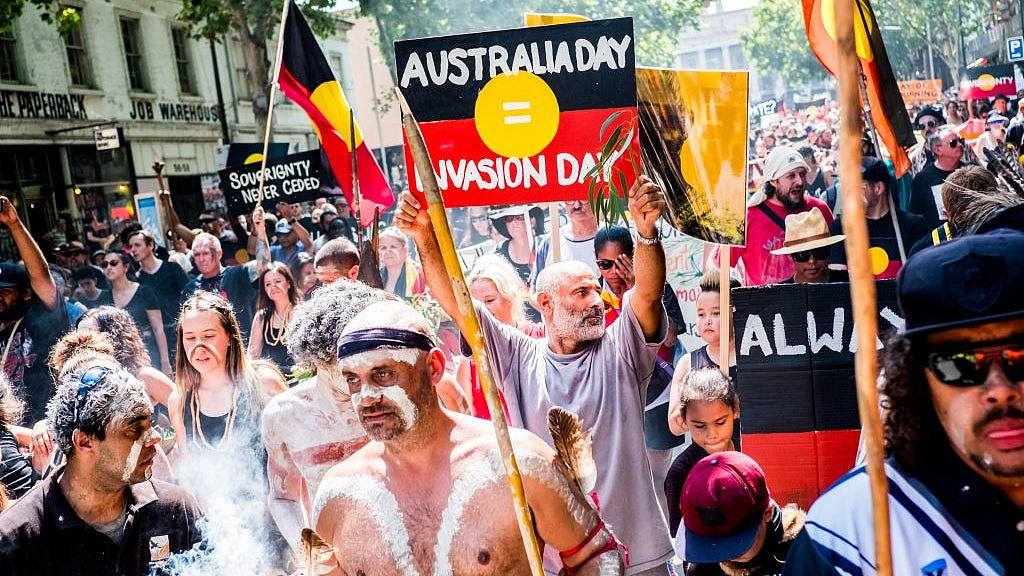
[{"xmin": 975, "ymin": 405, "xmax": 1024, "ymax": 434}]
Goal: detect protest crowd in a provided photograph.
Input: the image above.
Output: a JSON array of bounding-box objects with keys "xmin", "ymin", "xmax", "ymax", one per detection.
[{"xmin": 1, "ymin": 3, "xmax": 1024, "ymax": 576}]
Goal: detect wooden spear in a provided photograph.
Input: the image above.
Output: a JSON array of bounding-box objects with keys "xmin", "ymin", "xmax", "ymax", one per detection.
[
  {"xmin": 350, "ymin": 108, "xmax": 364, "ymax": 245},
  {"xmin": 396, "ymin": 87, "xmax": 546, "ymax": 576},
  {"xmin": 834, "ymin": 1, "xmax": 893, "ymax": 573}
]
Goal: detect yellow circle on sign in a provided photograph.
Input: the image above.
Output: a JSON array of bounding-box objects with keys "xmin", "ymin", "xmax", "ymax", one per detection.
[
  {"xmin": 868, "ymin": 246, "xmax": 889, "ymax": 276},
  {"xmin": 474, "ymin": 71, "xmax": 559, "ymax": 158},
  {"xmin": 977, "ymin": 74, "xmax": 997, "ymax": 92},
  {"xmin": 244, "ymin": 153, "xmax": 264, "ymax": 165}
]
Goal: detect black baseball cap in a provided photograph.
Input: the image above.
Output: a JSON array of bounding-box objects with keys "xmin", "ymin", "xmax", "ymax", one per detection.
[
  {"xmin": 0, "ymin": 262, "xmax": 29, "ymax": 289},
  {"xmin": 898, "ymin": 229, "xmax": 1024, "ymax": 337}
]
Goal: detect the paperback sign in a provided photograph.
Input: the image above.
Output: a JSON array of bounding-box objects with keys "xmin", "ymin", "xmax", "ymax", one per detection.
[
  {"xmin": 394, "ymin": 18, "xmax": 639, "ymax": 207},
  {"xmin": 219, "ymin": 149, "xmax": 322, "ymax": 216}
]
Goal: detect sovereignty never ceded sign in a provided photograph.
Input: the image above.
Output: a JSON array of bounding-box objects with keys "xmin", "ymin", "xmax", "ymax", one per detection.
[
  {"xmin": 394, "ymin": 18, "xmax": 639, "ymax": 207},
  {"xmin": 219, "ymin": 149, "xmax": 322, "ymax": 216}
]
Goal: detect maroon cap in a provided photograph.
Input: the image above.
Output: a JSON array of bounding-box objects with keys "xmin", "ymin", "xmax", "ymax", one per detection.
[{"xmin": 680, "ymin": 452, "xmax": 771, "ymax": 563}]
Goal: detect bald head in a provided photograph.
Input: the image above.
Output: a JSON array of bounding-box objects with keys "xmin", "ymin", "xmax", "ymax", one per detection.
[{"xmin": 535, "ymin": 260, "xmax": 597, "ymax": 296}]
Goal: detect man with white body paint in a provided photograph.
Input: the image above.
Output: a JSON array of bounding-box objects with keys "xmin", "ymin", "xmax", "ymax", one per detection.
[
  {"xmin": 313, "ymin": 300, "xmax": 624, "ymax": 576},
  {"xmin": 398, "ymin": 176, "xmax": 674, "ymax": 575},
  {"xmin": 0, "ymin": 361, "xmax": 202, "ymax": 575},
  {"xmin": 262, "ymin": 280, "xmax": 395, "ymax": 556}
]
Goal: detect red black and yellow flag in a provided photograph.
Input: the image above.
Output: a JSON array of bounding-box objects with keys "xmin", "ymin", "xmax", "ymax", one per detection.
[
  {"xmin": 802, "ymin": 0, "xmax": 916, "ymax": 176},
  {"xmin": 279, "ymin": 1, "xmax": 392, "ymax": 223}
]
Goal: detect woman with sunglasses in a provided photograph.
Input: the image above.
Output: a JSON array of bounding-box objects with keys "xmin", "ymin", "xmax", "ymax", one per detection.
[
  {"xmin": 378, "ymin": 227, "xmax": 425, "ymax": 300},
  {"xmin": 489, "ymin": 204, "xmax": 544, "ymax": 286},
  {"xmin": 96, "ymin": 250, "xmax": 171, "ymax": 375},
  {"xmin": 459, "ymin": 206, "xmax": 496, "ymax": 248}
]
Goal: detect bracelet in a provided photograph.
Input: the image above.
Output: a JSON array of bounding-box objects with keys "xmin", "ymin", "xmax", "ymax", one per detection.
[{"xmin": 635, "ymin": 230, "xmax": 660, "ymax": 245}]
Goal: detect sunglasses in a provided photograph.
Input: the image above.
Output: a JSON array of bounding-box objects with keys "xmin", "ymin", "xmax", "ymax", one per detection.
[
  {"xmin": 503, "ymin": 214, "xmax": 525, "ymax": 223},
  {"xmin": 948, "ymin": 138, "xmax": 963, "ymax": 148},
  {"xmin": 102, "ymin": 260, "xmax": 121, "ymax": 268},
  {"xmin": 927, "ymin": 343, "xmax": 1024, "ymax": 387},
  {"xmin": 791, "ymin": 246, "xmax": 831, "ymax": 263},
  {"xmin": 917, "ymin": 120, "xmax": 937, "ymax": 129},
  {"xmin": 596, "ymin": 259, "xmax": 616, "ymax": 270},
  {"xmin": 75, "ymin": 365, "xmax": 113, "ymax": 425}
]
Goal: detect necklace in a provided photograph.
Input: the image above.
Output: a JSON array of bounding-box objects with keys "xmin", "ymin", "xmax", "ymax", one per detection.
[
  {"xmin": 190, "ymin": 387, "xmax": 238, "ymax": 451},
  {"xmin": 264, "ymin": 307, "xmax": 290, "ymax": 347}
]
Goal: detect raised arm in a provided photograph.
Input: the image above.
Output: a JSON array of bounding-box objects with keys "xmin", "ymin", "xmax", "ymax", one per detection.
[
  {"xmin": 158, "ymin": 190, "xmax": 197, "ymax": 246},
  {"xmin": 393, "ymin": 193, "xmax": 465, "ymax": 334},
  {"xmin": 251, "ymin": 205, "xmax": 272, "ymax": 277},
  {"xmin": 0, "ymin": 196, "xmax": 57, "ymax": 310},
  {"xmin": 626, "ymin": 176, "xmax": 668, "ymax": 342}
]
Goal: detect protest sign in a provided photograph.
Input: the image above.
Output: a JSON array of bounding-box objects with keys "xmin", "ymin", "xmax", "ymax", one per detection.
[
  {"xmin": 898, "ymin": 79, "xmax": 942, "ymax": 106},
  {"xmin": 731, "ymin": 280, "xmax": 901, "ymax": 507},
  {"xmin": 638, "ymin": 68, "xmax": 748, "ymax": 245},
  {"xmin": 219, "ymin": 150, "xmax": 322, "ymax": 216},
  {"xmin": 748, "ymin": 98, "xmax": 779, "ymax": 123},
  {"xmin": 394, "ymin": 18, "xmax": 639, "ymax": 207},
  {"xmin": 959, "ymin": 64, "xmax": 1017, "ymax": 100}
]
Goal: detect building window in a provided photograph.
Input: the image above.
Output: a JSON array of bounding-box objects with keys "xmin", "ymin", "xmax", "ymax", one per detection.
[
  {"xmin": 119, "ymin": 16, "xmax": 146, "ymax": 91},
  {"xmin": 680, "ymin": 51, "xmax": 699, "ymax": 69},
  {"xmin": 171, "ymin": 27, "xmax": 194, "ymax": 94},
  {"xmin": 0, "ymin": 30, "xmax": 20, "ymax": 83},
  {"xmin": 728, "ymin": 44, "xmax": 747, "ymax": 70},
  {"xmin": 63, "ymin": 8, "xmax": 92, "ymax": 87},
  {"xmin": 704, "ymin": 47, "xmax": 724, "ymax": 69},
  {"xmin": 230, "ymin": 39, "xmax": 250, "ymax": 100}
]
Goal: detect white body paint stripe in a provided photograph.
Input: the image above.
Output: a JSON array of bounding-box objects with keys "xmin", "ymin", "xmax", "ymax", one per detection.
[{"xmin": 432, "ymin": 457, "xmax": 503, "ymax": 576}]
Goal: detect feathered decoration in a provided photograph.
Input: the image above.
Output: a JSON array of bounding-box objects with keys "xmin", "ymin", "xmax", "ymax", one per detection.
[
  {"xmin": 983, "ymin": 146, "xmax": 1024, "ymax": 198},
  {"xmin": 301, "ymin": 527, "xmax": 337, "ymax": 576},
  {"xmin": 547, "ymin": 406, "xmax": 598, "ymax": 497}
]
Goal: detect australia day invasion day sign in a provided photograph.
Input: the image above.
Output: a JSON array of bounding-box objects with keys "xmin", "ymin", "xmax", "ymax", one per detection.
[
  {"xmin": 219, "ymin": 149, "xmax": 322, "ymax": 216},
  {"xmin": 394, "ymin": 18, "xmax": 639, "ymax": 207}
]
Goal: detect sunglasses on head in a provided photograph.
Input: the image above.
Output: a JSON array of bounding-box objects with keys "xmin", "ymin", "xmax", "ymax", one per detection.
[
  {"xmin": 927, "ymin": 342, "xmax": 1024, "ymax": 387},
  {"xmin": 596, "ymin": 259, "xmax": 616, "ymax": 270},
  {"xmin": 791, "ymin": 246, "xmax": 831, "ymax": 263},
  {"xmin": 102, "ymin": 259, "xmax": 121, "ymax": 268},
  {"xmin": 948, "ymin": 138, "xmax": 963, "ymax": 148},
  {"xmin": 75, "ymin": 365, "xmax": 113, "ymax": 425}
]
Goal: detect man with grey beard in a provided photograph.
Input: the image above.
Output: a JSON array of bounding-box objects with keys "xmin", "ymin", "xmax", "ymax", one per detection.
[{"xmin": 396, "ymin": 175, "xmax": 674, "ymax": 575}]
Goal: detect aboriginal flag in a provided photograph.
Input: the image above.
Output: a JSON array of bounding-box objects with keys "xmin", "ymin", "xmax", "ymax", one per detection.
[
  {"xmin": 802, "ymin": 0, "xmax": 915, "ymax": 176},
  {"xmin": 279, "ymin": 1, "xmax": 392, "ymax": 224}
]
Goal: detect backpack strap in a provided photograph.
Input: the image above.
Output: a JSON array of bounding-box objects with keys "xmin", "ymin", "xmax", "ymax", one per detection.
[{"xmin": 756, "ymin": 202, "xmax": 788, "ymax": 231}]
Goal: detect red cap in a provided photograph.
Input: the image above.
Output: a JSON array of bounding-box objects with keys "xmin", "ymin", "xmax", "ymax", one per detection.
[{"xmin": 680, "ymin": 452, "xmax": 771, "ymax": 563}]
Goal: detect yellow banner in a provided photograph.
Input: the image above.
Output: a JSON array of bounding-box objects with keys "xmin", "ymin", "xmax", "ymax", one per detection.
[
  {"xmin": 897, "ymin": 79, "xmax": 942, "ymax": 106},
  {"xmin": 523, "ymin": 12, "xmax": 589, "ymax": 26}
]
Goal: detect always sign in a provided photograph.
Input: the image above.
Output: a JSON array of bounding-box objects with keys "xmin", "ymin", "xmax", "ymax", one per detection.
[{"xmin": 219, "ymin": 150, "xmax": 322, "ymax": 216}]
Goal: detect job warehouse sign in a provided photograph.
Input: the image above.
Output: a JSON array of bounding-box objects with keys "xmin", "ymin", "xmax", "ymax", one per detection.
[{"xmin": 394, "ymin": 18, "xmax": 639, "ymax": 207}]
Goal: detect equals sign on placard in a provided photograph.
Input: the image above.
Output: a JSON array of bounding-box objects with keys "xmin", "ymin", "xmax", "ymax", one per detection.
[{"xmin": 503, "ymin": 101, "xmax": 532, "ymax": 125}]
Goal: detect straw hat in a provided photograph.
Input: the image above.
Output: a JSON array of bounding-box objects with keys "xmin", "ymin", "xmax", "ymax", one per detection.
[{"xmin": 770, "ymin": 207, "xmax": 845, "ymax": 255}]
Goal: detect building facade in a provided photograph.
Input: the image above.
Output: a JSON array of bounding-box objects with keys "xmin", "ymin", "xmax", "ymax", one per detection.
[{"xmin": 0, "ymin": 0, "xmax": 366, "ymax": 258}]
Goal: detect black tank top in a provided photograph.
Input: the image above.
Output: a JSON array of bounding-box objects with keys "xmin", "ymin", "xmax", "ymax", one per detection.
[
  {"xmin": 181, "ymin": 387, "xmax": 260, "ymax": 451},
  {"xmin": 690, "ymin": 345, "xmax": 737, "ymax": 383}
]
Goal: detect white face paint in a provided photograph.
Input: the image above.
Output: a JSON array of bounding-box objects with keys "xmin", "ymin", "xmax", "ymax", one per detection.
[
  {"xmin": 122, "ymin": 433, "xmax": 147, "ymax": 483},
  {"xmin": 342, "ymin": 347, "xmax": 422, "ymax": 430},
  {"xmin": 350, "ymin": 382, "xmax": 419, "ymax": 431}
]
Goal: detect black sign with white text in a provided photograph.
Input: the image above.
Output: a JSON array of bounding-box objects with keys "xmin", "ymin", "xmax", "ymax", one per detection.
[{"xmin": 219, "ymin": 150, "xmax": 323, "ymax": 216}]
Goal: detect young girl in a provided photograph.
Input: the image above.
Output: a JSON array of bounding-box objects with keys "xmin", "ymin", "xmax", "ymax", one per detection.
[{"xmin": 663, "ymin": 368, "xmax": 740, "ymax": 536}]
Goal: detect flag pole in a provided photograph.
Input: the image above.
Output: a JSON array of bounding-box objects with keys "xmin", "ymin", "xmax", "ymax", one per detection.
[
  {"xmin": 255, "ymin": 0, "xmax": 292, "ymax": 206},
  {"xmin": 396, "ymin": 87, "xmax": 546, "ymax": 576},
  {"xmin": 350, "ymin": 109, "xmax": 364, "ymax": 244},
  {"xmin": 549, "ymin": 203, "xmax": 562, "ymax": 263},
  {"xmin": 835, "ymin": 1, "xmax": 893, "ymax": 574}
]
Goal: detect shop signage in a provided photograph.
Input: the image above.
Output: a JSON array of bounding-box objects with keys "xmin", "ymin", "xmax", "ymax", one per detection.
[
  {"xmin": 94, "ymin": 128, "xmax": 121, "ymax": 151},
  {"xmin": 0, "ymin": 89, "xmax": 88, "ymax": 120},
  {"xmin": 129, "ymin": 98, "xmax": 219, "ymax": 123}
]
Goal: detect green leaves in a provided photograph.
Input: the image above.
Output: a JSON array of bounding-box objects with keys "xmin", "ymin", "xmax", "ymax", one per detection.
[
  {"xmin": 739, "ymin": 0, "xmax": 827, "ymax": 88},
  {"xmin": 586, "ymin": 111, "xmax": 635, "ymax": 229}
]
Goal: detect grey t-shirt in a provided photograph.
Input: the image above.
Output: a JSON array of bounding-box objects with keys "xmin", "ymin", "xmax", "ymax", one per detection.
[{"xmin": 475, "ymin": 292, "xmax": 673, "ymax": 574}]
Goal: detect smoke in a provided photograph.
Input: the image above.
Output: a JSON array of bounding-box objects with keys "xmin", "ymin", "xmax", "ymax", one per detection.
[{"xmin": 150, "ymin": 425, "xmax": 286, "ymax": 576}]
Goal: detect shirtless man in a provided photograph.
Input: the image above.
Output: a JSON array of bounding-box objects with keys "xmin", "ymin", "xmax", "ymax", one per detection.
[
  {"xmin": 313, "ymin": 300, "xmax": 624, "ymax": 576},
  {"xmin": 261, "ymin": 280, "xmax": 396, "ymax": 555}
]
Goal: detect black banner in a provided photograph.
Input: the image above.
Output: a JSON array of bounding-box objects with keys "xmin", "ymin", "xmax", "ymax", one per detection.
[
  {"xmin": 394, "ymin": 17, "xmax": 635, "ymax": 122},
  {"xmin": 219, "ymin": 150, "xmax": 322, "ymax": 216},
  {"xmin": 731, "ymin": 281, "xmax": 901, "ymax": 433}
]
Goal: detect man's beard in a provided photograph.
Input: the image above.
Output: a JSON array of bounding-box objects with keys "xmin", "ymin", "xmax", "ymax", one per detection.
[
  {"xmin": 0, "ymin": 296, "xmax": 27, "ymax": 325},
  {"xmin": 550, "ymin": 301, "xmax": 605, "ymax": 343},
  {"xmin": 776, "ymin": 186, "xmax": 805, "ymax": 209}
]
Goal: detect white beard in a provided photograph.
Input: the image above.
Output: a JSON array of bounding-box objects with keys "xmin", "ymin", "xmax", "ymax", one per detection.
[{"xmin": 550, "ymin": 302, "xmax": 605, "ymax": 343}]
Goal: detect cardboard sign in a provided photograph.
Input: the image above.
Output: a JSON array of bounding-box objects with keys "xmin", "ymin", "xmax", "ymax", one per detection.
[
  {"xmin": 638, "ymin": 68, "xmax": 748, "ymax": 245},
  {"xmin": 731, "ymin": 281, "xmax": 902, "ymax": 507},
  {"xmin": 219, "ymin": 150, "xmax": 322, "ymax": 216},
  {"xmin": 898, "ymin": 79, "xmax": 942, "ymax": 106},
  {"xmin": 959, "ymin": 64, "xmax": 1017, "ymax": 100},
  {"xmin": 394, "ymin": 18, "xmax": 639, "ymax": 207}
]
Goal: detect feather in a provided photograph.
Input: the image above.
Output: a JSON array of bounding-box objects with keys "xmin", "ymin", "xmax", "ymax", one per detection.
[
  {"xmin": 983, "ymin": 146, "xmax": 1024, "ymax": 198},
  {"xmin": 547, "ymin": 406, "xmax": 598, "ymax": 496},
  {"xmin": 301, "ymin": 527, "xmax": 337, "ymax": 576}
]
